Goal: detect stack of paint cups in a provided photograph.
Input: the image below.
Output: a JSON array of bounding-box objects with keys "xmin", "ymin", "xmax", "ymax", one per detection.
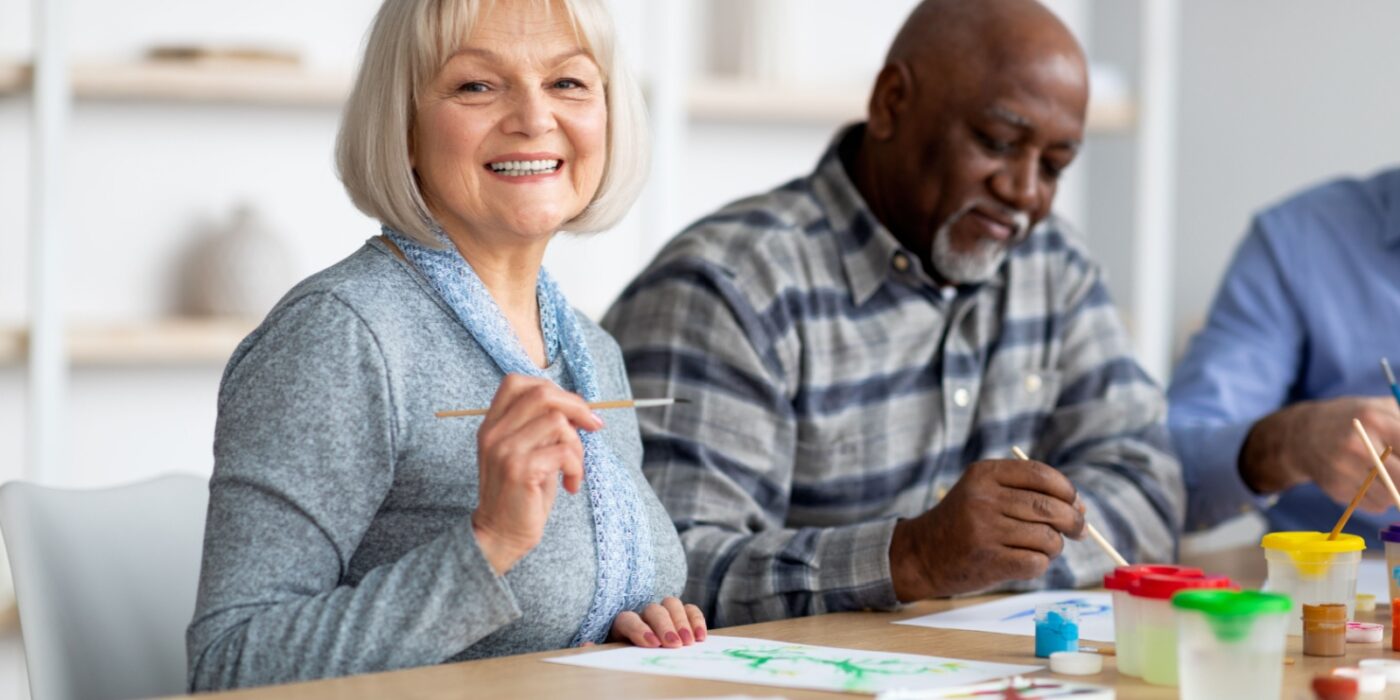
[
  {"xmin": 1382, "ymin": 524, "xmax": 1400, "ymax": 602},
  {"xmin": 1128, "ymin": 573, "xmax": 1235, "ymax": 687},
  {"xmin": 1103, "ymin": 564, "xmax": 1202, "ymax": 678},
  {"xmin": 1260, "ymin": 532, "xmax": 1365, "ymax": 635},
  {"xmin": 1173, "ymin": 590, "xmax": 1291, "ymax": 700}
]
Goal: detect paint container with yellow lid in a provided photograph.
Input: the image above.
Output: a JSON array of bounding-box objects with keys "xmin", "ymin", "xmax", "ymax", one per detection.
[{"xmin": 1261, "ymin": 531, "xmax": 1364, "ymax": 635}]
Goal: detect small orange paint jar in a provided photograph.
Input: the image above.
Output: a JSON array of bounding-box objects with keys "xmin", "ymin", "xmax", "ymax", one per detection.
[{"xmin": 1303, "ymin": 603, "xmax": 1347, "ymax": 657}]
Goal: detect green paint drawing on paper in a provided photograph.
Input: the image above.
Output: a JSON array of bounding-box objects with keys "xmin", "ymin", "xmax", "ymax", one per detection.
[{"xmin": 640, "ymin": 645, "xmax": 968, "ymax": 692}]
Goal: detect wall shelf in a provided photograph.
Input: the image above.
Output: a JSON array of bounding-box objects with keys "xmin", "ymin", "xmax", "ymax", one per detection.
[
  {"xmin": 0, "ymin": 318, "xmax": 257, "ymax": 366},
  {"xmin": 0, "ymin": 61, "xmax": 1135, "ymax": 131},
  {"xmin": 0, "ymin": 60, "xmax": 351, "ymax": 106},
  {"xmin": 688, "ymin": 78, "xmax": 1137, "ymax": 132}
]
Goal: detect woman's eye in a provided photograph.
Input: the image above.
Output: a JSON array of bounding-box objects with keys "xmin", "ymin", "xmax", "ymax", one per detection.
[
  {"xmin": 458, "ymin": 81, "xmax": 490, "ymax": 93},
  {"xmin": 552, "ymin": 78, "xmax": 584, "ymax": 90}
]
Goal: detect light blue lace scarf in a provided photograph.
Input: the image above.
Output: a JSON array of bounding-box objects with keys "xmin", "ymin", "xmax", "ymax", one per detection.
[{"xmin": 384, "ymin": 227, "xmax": 656, "ymax": 645}]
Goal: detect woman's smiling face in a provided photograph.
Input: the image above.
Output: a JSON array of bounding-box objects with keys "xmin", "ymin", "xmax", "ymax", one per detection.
[{"xmin": 412, "ymin": 0, "xmax": 608, "ymax": 244}]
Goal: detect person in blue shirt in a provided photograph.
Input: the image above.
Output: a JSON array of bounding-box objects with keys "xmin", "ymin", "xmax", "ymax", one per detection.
[{"xmin": 1169, "ymin": 168, "xmax": 1400, "ymax": 543}]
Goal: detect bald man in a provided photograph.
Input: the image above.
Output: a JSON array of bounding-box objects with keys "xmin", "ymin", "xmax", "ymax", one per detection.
[{"xmin": 603, "ymin": 0, "xmax": 1184, "ymax": 625}]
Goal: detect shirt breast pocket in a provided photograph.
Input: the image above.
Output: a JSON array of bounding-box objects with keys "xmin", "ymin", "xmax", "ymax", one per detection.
[{"xmin": 974, "ymin": 368, "xmax": 1063, "ymax": 455}]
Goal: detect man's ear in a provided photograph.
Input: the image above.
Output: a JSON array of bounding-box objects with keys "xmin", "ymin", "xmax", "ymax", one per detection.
[{"xmin": 866, "ymin": 61, "xmax": 913, "ymax": 141}]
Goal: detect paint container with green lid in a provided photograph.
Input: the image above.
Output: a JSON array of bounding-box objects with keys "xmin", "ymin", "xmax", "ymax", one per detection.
[{"xmin": 1173, "ymin": 590, "xmax": 1291, "ymax": 700}]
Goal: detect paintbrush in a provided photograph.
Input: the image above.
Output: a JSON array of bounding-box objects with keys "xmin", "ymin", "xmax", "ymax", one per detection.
[
  {"xmin": 1382, "ymin": 358, "xmax": 1400, "ymax": 408},
  {"xmin": 435, "ymin": 397, "xmax": 689, "ymax": 419},
  {"xmin": 1011, "ymin": 446, "xmax": 1130, "ymax": 567},
  {"xmin": 1352, "ymin": 419, "xmax": 1400, "ymax": 513},
  {"xmin": 1328, "ymin": 445, "xmax": 1393, "ymax": 540}
]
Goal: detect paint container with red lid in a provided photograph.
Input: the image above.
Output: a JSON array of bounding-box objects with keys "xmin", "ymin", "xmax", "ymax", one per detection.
[{"xmin": 1103, "ymin": 564, "xmax": 1201, "ymax": 677}]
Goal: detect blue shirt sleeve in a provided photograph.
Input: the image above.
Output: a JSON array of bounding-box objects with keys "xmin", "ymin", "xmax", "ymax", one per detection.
[{"xmin": 1167, "ymin": 217, "xmax": 1306, "ymax": 531}]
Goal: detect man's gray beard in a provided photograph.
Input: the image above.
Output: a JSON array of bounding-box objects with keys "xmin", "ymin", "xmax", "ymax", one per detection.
[{"xmin": 929, "ymin": 204, "xmax": 1030, "ymax": 284}]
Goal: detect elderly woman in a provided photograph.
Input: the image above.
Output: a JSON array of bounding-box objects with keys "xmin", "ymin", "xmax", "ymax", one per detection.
[{"xmin": 186, "ymin": 0, "xmax": 702, "ymax": 690}]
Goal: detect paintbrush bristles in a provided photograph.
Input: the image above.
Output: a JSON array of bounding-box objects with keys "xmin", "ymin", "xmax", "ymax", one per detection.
[
  {"xmin": 1010, "ymin": 445, "xmax": 1130, "ymax": 567},
  {"xmin": 1352, "ymin": 419, "xmax": 1400, "ymax": 513}
]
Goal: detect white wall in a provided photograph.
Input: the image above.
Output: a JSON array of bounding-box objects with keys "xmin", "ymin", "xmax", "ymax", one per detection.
[
  {"xmin": 1, "ymin": 0, "xmax": 385, "ymax": 491},
  {"xmin": 1171, "ymin": 0, "xmax": 1400, "ymax": 356}
]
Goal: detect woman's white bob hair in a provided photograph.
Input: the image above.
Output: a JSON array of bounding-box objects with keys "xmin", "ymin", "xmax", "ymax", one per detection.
[{"xmin": 335, "ymin": 0, "xmax": 649, "ymax": 246}]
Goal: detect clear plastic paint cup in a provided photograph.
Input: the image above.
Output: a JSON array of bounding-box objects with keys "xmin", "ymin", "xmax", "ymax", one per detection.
[
  {"xmin": 1174, "ymin": 590, "xmax": 1291, "ymax": 700},
  {"xmin": 1381, "ymin": 524, "xmax": 1400, "ymax": 602},
  {"xmin": 1034, "ymin": 602, "xmax": 1080, "ymax": 658},
  {"xmin": 1261, "ymin": 532, "xmax": 1365, "ymax": 635},
  {"xmin": 1130, "ymin": 573, "xmax": 1235, "ymax": 687},
  {"xmin": 1103, "ymin": 564, "xmax": 1203, "ymax": 678}
]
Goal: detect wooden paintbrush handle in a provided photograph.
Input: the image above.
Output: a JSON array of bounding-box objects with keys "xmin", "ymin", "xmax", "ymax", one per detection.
[{"xmin": 1329, "ymin": 445, "xmax": 1392, "ymax": 540}]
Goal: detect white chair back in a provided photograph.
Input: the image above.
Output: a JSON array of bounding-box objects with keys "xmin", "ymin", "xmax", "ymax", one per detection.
[{"xmin": 0, "ymin": 475, "xmax": 209, "ymax": 700}]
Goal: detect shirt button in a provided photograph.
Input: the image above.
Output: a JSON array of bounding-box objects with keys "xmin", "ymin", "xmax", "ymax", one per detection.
[
  {"xmin": 953, "ymin": 388, "xmax": 970, "ymax": 407},
  {"xmin": 935, "ymin": 485, "xmax": 949, "ymax": 501},
  {"xmin": 1024, "ymin": 374, "xmax": 1042, "ymax": 394},
  {"xmin": 892, "ymin": 254, "xmax": 910, "ymax": 272}
]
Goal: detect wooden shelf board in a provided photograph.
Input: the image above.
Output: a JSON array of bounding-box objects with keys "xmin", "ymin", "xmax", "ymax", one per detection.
[
  {"xmin": 687, "ymin": 78, "xmax": 1136, "ymax": 132},
  {"xmin": 0, "ymin": 318, "xmax": 258, "ymax": 366},
  {"xmin": 0, "ymin": 62, "xmax": 1135, "ymax": 131},
  {"xmin": 0, "ymin": 60, "xmax": 350, "ymax": 106}
]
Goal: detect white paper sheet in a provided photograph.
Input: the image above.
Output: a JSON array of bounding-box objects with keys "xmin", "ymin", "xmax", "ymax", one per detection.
[
  {"xmin": 894, "ymin": 591, "xmax": 1115, "ymax": 643},
  {"xmin": 545, "ymin": 634, "xmax": 1041, "ymax": 695}
]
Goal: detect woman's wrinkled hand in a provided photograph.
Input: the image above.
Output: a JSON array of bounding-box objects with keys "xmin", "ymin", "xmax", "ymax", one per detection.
[{"xmin": 472, "ymin": 374, "xmax": 603, "ymax": 576}]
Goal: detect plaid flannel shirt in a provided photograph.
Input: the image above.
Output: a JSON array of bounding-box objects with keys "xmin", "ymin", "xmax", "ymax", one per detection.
[{"xmin": 601, "ymin": 126, "xmax": 1184, "ymax": 626}]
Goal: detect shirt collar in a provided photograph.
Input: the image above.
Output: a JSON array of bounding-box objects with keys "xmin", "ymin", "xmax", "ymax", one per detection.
[
  {"xmin": 808, "ymin": 124, "xmax": 1003, "ymax": 305},
  {"xmin": 809, "ymin": 125, "xmax": 926, "ymax": 305}
]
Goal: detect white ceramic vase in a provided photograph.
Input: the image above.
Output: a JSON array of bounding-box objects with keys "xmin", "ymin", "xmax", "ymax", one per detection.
[{"xmin": 184, "ymin": 204, "xmax": 298, "ymax": 318}]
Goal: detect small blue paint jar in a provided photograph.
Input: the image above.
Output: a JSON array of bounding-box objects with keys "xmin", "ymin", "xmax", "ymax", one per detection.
[{"xmin": 1034, "ymin": 602, "xmax": 1080, "ymax": 658}]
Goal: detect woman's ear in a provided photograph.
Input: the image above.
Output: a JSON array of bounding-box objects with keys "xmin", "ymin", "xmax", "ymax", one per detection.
[{"xmin": 866, "ymin": 61, "xmax": 913, "ymax": 141}]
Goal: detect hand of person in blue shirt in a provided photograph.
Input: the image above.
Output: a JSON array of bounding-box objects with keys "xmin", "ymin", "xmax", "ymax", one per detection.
[{"xmin": 1241, "ymin": 396, "xmax": 1400, "ymax": 512}]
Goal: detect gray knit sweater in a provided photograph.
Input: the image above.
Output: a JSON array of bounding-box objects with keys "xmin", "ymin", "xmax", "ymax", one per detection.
[{"xmin": 186, "ymin": 239, "xmax": 687, "ymax": 691}]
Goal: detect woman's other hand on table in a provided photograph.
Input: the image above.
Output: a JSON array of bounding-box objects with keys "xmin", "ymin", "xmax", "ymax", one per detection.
[{"xmin": 607, "ymin": 597, "xmax": 707, "ymax": 648}]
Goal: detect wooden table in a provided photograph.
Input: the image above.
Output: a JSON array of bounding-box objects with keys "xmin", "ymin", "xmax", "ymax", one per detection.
[{"xmin": 190, "ymin": 549, "xmax": 1399, "ymax": 699}]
